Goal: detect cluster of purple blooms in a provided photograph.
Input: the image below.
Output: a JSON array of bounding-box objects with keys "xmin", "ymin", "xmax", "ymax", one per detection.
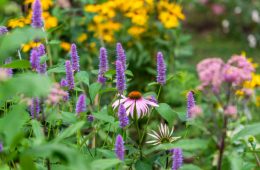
[
  {"xmin": 171, "ymin": 148, "xmax": 183, "ymax": 170},
  {"xmin": 31, "ymin": 0, "xmax": 43, "ymax": 28},
  {"xmin": 197, "ymin": 55, "xmax": 255, "ymax": 93},
  {"xmin": 0, "ymin": 26, "xmax": 8, "ymax": 35},
  {"xmin": 30, "ymin": 44, "xmax": 47, "ymax": 74}
]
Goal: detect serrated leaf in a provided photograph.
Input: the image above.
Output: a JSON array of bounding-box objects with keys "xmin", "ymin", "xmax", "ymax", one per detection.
[
  {"xmin": 76, "ymin": 71, "xmax": 89, "ymax": 86},
  {"xmin": 232, "ymin": 123, "xmax": 260, "ymax": 141}
]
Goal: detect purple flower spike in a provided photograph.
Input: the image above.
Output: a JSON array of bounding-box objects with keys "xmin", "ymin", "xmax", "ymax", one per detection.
[
  {"xmin": 157, "ymin": 52, "xmax": 166, "ymax": 85},
  {"xmin": 37, "ymin": 62, "xmax": 47, "ymax": 74},
  {"xmin": 97, "ymin": 47, "xmax": 109, "ymax": 84},
  {"xmin": 76, "ymin": 94, "xmax": 86, "ymax": 115},
  {"xmin": 87, "ymin": 114, "xmax": 94, "ymax": 122},
  {"xmin": 0, "ymin": 26, "xmax": 8, "ymax": 35},
  {"xmin": 65, "ymin": 60, "xmax": 75, "ymax": 90},
  {"xmin": 30, "ymin": 49, "xmax": 40, "ymax": 70},
  {"xmin": 63, "ymin": 91, "xmax": 69, "ymax": 102},
  {"xmin": 115, "ymin": 134, "xmax": 125, "ymax": 160},
  {"xmin": 60, "ymin": 78, "xmax": 68, "ymax": 87},
  {"xmin": 30, "ymin": 98, "xmax": 40, "ymax": 119},
  {"xmin": 116, "ymin": 60, "xmax": 126, "ymax": 94},
  {"xmin": 70, "ymin": 43, "xmax": 80, "ymax": 72},
  {"xmin": 37, "ymin": 44, "xmax": 45, "ymax": 56},
  {"xmin": 116, "ymin": 43, "xmax": 126, "ymax": 70},
  {"xmin": 118, "ymin": 104, "xmax": 129, "ymax": 128},
  {"xmin": 5, "ymin": 58, "xmax": 13, "ymax": 77},
  {"xmin": 171, "ymin": 148, "xmax": 183, "ymax": 170},
  {"xmin": 0, "ymin": 142, "xmax": 3, "ymax": 152},
  {"xmin": 31, "ymin": 0, "xmax": 43, "ymax": 28},
  {"xmin": 186, "ymin": 91, "xmax": 195, "ymax": 118}
]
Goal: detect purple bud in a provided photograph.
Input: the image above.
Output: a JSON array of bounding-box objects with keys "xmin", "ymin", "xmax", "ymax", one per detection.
[
  {"xmin": 60, "ymin": 78, "xmax": 68, "ymax": 87},
  {"xmin": 0, "ymin": 26, "xmax": 8, "ymax": 35},
  {"xmin": 186, "ymin": 91, "xmax": 195, "ymax": 118},
  {"xmin": 118, "ymin": 104, "xmax": 129, "ymax": 128},
  {"xmin": 157, "ymin": 52, "xmax": 166, "ymax": 85},
  {"xmin": 30, "ymin": 49, "xmax": 40, "ymax": 70},
  {"xmin": 5, "ymin": 58, "xmax": 13, "ymax": 77},
  {"xmin": 87, "ymin": 114, "xmax": 94, "ymax": 122},
  {"xmin": 30, "ymin": 98, "xmax": 40, "ymax": 119},
  {"xmin": 0, "ymin": 142, "xmax": 3, "ymax": 152},
  {"xmin": 65, "ymin": 60, "xmax": 75, "ymax": 90},
  {"xmin": 31, "ymin": 0, "xmax": 43, "ymax": 28},
  {"xmin": 97, "ymin": 47, "xmax": 109, "ymax": 84},
  {"xmin": 70, "ymin": 43, "xmax": 80, "ymax": 72},
  {"xmin": 116, "ymin": 60, "xmax": 126, "ymax": 94},
  {"xmin": 76, "ymin": 94, "xmax": 86, "ymax": 115},
  {"xmin": 63, "ymin": 91, "xmax": 69, "ymax": 102},
  {"xmin": 115, "ymin": 134, "xmax": 125, "ymax": 160},
  {"xmin": 171, "ymin": 148, "xmax": 183, "ymax": 170},
  {"xmin": 116, "ymin": 43, "xmax": 126, "ymax": 70},
  {"xmin": 37, "ymin": 62, "xmax": 47, "ymax": 74}
]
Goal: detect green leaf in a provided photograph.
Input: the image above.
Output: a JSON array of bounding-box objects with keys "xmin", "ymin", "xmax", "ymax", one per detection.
[
  {"xmin": 2, "ymin": 60, "xmax": 31, "ymax": 69},
  {"xmin": 0, "ymin": 73, "xmax": 52, "ymax": 101},
  {"xmin": 145, "ymin": 138, "xmax": 208, "ymax": 154},
  {"xmin": 91, "ymin": 159, "xmax": 121, "ymax": 170},
  {"xmin": 135, "ymin": 160, "xmax": 152, "ymax": 170},
  {"xmin": 232, "ymin": 123, "xmax": 260, "ymax": 141},
  {"xmin": 155, "ymin": 103, "xmax": 178, "ymax": 126},
  {"xmin": 47, "ymin": 66, "xmax": 65, "ymax": 73},
  {"xmin": 180, "ymin": 164, "xmax": 202, "ymax": 170},
  {"xmin": 54, "ymin": 121, "xmax": 85, "ymax": 142},
  {"xmin": 0, "ymin": 104, "xmax": 30, "ymax": 146},
  {"xmin": 76, "ymin": 71, "xmax": 89, "ymax": 86},
  {"xmin": 228, "ymin": 153, "xmax": 243, "ymax": 170},
  {"xmin": 20, "ymin": 155, "xmax": 37, "ymax": 170},
  {"xmin": 89, "ymin": 82, "xmax": 102, "ymax": 102},
  {"xmin": 31, "ymin": 120, "xmax": 44, "ymax": 144},
  {"xmin": 0, "ymin": 27, "xmax": 46, "ymax": 59},
  {"xmin": 93, "ymin": 111, "xmax": 115, "ymax": 124},
  {"xmin": 40, "ymin": 55, "xmax": 48, "ymax": 64}
]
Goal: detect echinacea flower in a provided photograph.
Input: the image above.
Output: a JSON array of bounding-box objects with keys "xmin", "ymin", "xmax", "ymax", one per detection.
[
  {"xmin": 0, "ymin": 26, "xmax": 8, "ymax": 35},
  {"xmin": 146, "ymin": 123, "xmax": 180, "ymax": 145},
  {"xmin": 186, "ymin": 91, "xmax": 195, "ymax": 118},
  {"xmin": 97, "ymin": 47, "xmax": 109, "ymax": 84},
  {"xmin": 171, "ymin": 148, "xmax": 183, "ymax": 170},
  {"xmin": 30, "ymin": 98, "xmax": 40, "ymax": 119},
  {"xmin": 118, "ymin": 104, "xmax": 129, "ymax": 128},
  {"xmin": 65, "ymin": 60, "xmax": 75, "ymax": 90},
  {"xmin": 116, "ymin": 42, "xmax": 126, "ymax": 70},
  {"xmin": 115, "ymin": 134, "xmax": 125, "ymax": 160},
  {"xmin": 31, "ymin": 0, "xmax": 43, "ymax": 28},
  {"xmin": 112, "ymin": 91, "xmax": 158, "ymax": 118},
  {"xmin": 157, "ymin": 52, "xmax": 166, "ymax": 85},
  {"xmin": 70, "ymin": 43, "xmax": 80, "ymax": 72},
  {"xmin": 76, "ymin": 94, "xmax": 87, "ymax": 115},
  {"xmin": 116, "ymin": 60, "xmax": 126, "ymax": 94}
]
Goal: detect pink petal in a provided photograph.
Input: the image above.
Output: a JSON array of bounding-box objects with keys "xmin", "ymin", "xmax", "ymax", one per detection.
[{"xmin": 144, "ymin": 98, "xmax": 159, "ymax": 107}]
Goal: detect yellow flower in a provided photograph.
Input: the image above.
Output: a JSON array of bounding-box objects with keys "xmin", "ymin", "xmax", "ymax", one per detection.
[
  {"xmin": 128, "ymin": 26, "xmax": 146, "ymax": 37},
  {"xmin": 24, "ymin": 0, "xmax": 53, "ymax": 10},
  {"xmin": 44, "ymin": 16, "xmax": 58, "ymax": 29},
  {"xmin": 8, "ymin": 17, "xmax": 30, "ymax": 28},
  {"xmin": 256, "ymin": 96, "xmax": 260, "ymax": 107},
  {"xmin": 89, "ymin": 42, "xmax": 96, "ymax": 49},
  {"xmin": 60, "ymin": 42, "xmax": 71, "ymax": 51},
  {"xmin": 77, "ymin": 33, "xmax": 88, "ymax": 43},
  {"xmin": 22, "ymin": 41, "xmax": 41, "ymax": 52}
]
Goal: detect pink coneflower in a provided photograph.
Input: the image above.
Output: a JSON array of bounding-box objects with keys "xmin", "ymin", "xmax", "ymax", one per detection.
[{"xmin": 112, "ymin": 91, "xmax": 159, "ymax": 118}]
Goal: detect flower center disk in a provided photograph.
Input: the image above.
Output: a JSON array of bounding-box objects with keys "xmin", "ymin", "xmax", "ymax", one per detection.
[{"xmin": 128, "ymin": 91, "xmax": 142, "ymax": 100}]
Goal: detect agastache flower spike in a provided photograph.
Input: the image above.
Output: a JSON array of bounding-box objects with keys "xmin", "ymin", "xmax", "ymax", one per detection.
[
  {"xmin": 186, "ymin": 91, "xmax": 195, "ymax": 118},
  {"xmin": 31, "ymin": 0, "xmax": 43, "ymax": 28},
  {"xmin": 115, "ymin": 134, "xmax": 125, "ymax": 160},
  {"xmin": 116, "ymin": 43, "xmax": 126, "ymax": 70},
  {"xmin": 70, "ymin": 43, "xmax": 80, "ymax": 72},
  {"xmin": 97, "ymin": 47, "xmax": 109, "ymax": 84},
  {"xmin": 76, "ymin": 94, "xmax": 87, "ymax": 115},
  {"xmin": 157, "ymin": 52, "xmax": 166, "ymax": 85},
  {"xmin": 0, "ymin": 26, "xmax": 8, "ymax": 35},
  {"xmin": 30, "ymin": 48, "xmax": 40, "ymax": 70},
  {"xmin": 171, "ymin": 148, "xmax": 183, "ymax": 170},
  {"xmin": 30, "ymin": 98, "xmax": 40, "ymax": 119},
  {"xmin": 60, "ymin": 78, "xmax": 68, "ymax": 87},
  {"xmin": 65, "ymin": 60, "xmax": 75, "ymax": 90},
  {"xmin": 116, "ymin": 60, "xmax": 126, "ymax": 94},
  {"xmin": 118, "ymin": 104, "xmax": 129, "ymax": 128}
]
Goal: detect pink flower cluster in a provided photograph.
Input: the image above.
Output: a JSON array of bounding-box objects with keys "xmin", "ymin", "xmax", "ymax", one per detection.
[
  {"xmin": 46, "ymin": 83, "xmax": 68, "ymax": 105},
  {"xmin": 197, "ymin": 55, "xmax": 255, "ymax": 93}
]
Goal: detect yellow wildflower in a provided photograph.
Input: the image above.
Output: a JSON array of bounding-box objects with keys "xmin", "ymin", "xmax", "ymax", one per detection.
[
  {"xmin": 8, "ymin": 17, "xmax": 30, "ymax": 28},
  {"xmin": 22, "ymin": 41, "xmax": 41, "ymax": 52},
  {"xmin": 128, "ymin": 26, "xmax": 146, "ymax": 37},
  {"xmin": 60, "ymin": 42, "xmax": 71, "ymax": 51},
  {"xmin": 77, "ymin": 33, "xmax": 88, "ymax": 43},
  {"xmin": 24, "ymin": 0, "xmax": 53, "ymax": 10}
]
